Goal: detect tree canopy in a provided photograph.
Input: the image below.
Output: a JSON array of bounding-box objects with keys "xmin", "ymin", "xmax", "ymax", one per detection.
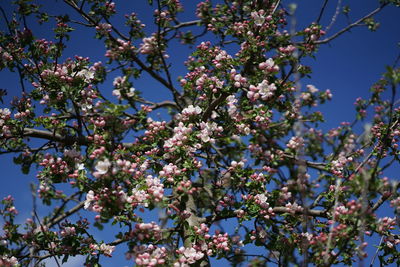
[{"xmin": 0, "ymin": 0, "xmax": 400, "ymax": 266}]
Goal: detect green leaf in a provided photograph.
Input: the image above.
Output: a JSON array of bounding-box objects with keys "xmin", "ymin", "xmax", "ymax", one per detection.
[
  {"xmin": 343, "ymin": 5, "xmax": 351, "ymax": 14},
  {"xmin": 94, "ymin": 221, "xmax": 104, "ymax": 230},
  {"xmin": 21, "ymin": 162, "xmax": 31, "ymax": 174},
  {"xmin": 62, "ymin": 255, "xmax": 69, "ymax": 264}
]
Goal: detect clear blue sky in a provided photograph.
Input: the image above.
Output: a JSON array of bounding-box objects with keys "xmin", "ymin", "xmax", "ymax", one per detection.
[{"xmin": 0, "ymin": 1, "xmax": 399, "ymax": 266}]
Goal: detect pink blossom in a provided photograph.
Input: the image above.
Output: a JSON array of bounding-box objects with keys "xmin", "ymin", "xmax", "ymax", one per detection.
[
  {"xmin": 177, "ymin": 246, "xmax": 205, "ymax": 264},
  {"xmin": 139, "ymin": 36, "xmax": 157, "ymax": 54}
]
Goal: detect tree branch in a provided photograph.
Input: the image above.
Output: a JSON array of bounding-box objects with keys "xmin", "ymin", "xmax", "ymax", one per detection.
[
  {"xmin": 315, "ymin": 3, "xmax": 388, "ymax": 44},
  {"xmin": 22, "ymin": 128, "xmax": 88, "ymax": 146},
  {"xmin": 162, "ymin": 20, "xmax": 201, "ymax": 35}
]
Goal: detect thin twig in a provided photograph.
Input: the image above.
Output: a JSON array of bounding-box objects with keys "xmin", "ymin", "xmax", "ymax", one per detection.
[
  {"xmin": 316, "ymin": 0, "xmax": 330, "ymax": 24},
  {"xmin": 325, "ymin": 0, "xmax": 342, "ymax": 32},
  {"xmin": 63, "ymin": 0, "xmax": 182, "ymax": 104},
  {"xmin": 45, "ymin": 201, "xmax": 85, "ymax": 229},
  {"xmin": 156, "ymin": 0, "xmax": 182, "ymax": 108},
  {"xmin": 272, "ymin": 0, "xmax": 281, "ymax": 15},
  {"xmin": 33, "ymin": 211, "xmax": 61, "ymax": 267},
  {"xmin": 370, "ymin": 236, "xmax": 384, "ymax": 267},
  {"xmin": 323, "ymin": 178, "xmax": 342, "ymax": 265},
  {"xmin": 316, "ymin": 3, "xmax": 388, "ymax": 44}
]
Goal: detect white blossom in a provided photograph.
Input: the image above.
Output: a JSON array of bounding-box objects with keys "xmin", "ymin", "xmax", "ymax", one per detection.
[
  {"xmin": 251, "ymin": 11, "xmax": 265, "ymax": 26},
  {"xmin": 99, "ymin": 243, "xmax": 115, "ymax": 256},
  {"xmin": 257, "ymin": 80, "xmax": 277, "ymax": 100},
  {"xmin": 95, "ymin": 158, "xmax": 111, "ymax": 175},
  {"xmin": 77, "ymin": 68, "xmax": 95, "ymax": 83},
  {"xmin": 307, "ymin": 84, "xmax": 319, "ymax": 93},
  {"xmin": 182, "ymin": 105, "xmax": 202, "ymax": 117},
  {"xmin": 179, "ymin": 247, "xmax": 205, "ymax": 264},
  {"xmin": 84, "ymin": 190, "xmax": 95, "ymax": 210}
]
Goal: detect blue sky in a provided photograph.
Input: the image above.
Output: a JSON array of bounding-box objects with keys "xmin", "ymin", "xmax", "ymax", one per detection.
[{"xmin": 0, "ymin": 0, "xmax": 399, "ymax": 266}]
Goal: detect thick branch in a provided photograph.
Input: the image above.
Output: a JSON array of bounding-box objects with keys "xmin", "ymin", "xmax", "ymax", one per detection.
[
  {"xmin": 201, "ymin": 92, "xmax": 229, "ymax": 121},
  {"xmin": 23, "ymin": 128, "xmax": 88, "ymax": 146},
  {"xmin": 273, "ymin": 206, "xmax": 327, "ymax": 217},
  {"xmin": 282, "ymin": 153, "xmax": 328, "ymax": 172},
  {"xmin": 162, "ymin": 20, "xmax": 201, "ymax": 34},
  {"xmin": 45, "ymin": 201, "xmax": 85, "ymax": 229},
  {"xmin": 205, "ymin": 206, "xmax": 327, "ymax": 224},
  {"xmin": 135, "ymin": 99, "xmax": 178, "ymax": 110}
]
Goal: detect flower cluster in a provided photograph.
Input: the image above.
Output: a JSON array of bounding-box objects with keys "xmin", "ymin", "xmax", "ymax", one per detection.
[
  {"xmin": 133, "ymin": 222, "xmax": 162, "ymax": 241},
  {"xmin": 181, "ymin": 105, "xmax": 202, "ymax": 120},
  {"xmin": 176, "ymin": 247, "xmax": 205, "ymax": 266},
  {"xmin": 90, "ymin": 243, "xmax": 116, "ymax": 257},
  {"xmin": 377, "ymin": 217, "xmax": 396, "ymax": 233},
  {"xmin": 159, "ymin": 163, "xmax": 182, "ymax": 182},
  {"xmin": 331, "ymin": 155, "xmax": 353, "ymax": 177},
  {"xmin": 131, "ymin": 245, "xmax": 167, "ymax": 266},
  {"xmin": 139, "ymin": 36, "xmax": 158, "ymax": 55},
  {"xmin": 0, "ymin": 108, "xmax": 11, "ymax": 137},
  {"xmin": 198, "ymin": 121, "xmax": 223, "ymax": 143},
  {"xmin": 248, "ymin": 79, "xmax": 277, "ymax": 101},
  {"xmin": 164, "ymin": 122, "xmax": 193, "ymax": 152},
  {"xmin": 286, "ymin": 136, "xmax": 304, "ymax": 150},
  {"xmin": 145, "ymin": 175, "xmax": 164, "ymax": 202},
  {"xmin": 105, "ymin": 39, "xmax": 135, "ymax": 60},
  {"xmin": 0, "ymin": 255, "xmax": 18, "ymax": 267},
  {"xmin": 40, "ymin": 59, "xmax": 95, "ymax": 87}
]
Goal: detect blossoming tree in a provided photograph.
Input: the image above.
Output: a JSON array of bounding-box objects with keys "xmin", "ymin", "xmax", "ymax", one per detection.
[{"xmin": 0, "ymin": 0, "xmax": 399, "ymax": 266}]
